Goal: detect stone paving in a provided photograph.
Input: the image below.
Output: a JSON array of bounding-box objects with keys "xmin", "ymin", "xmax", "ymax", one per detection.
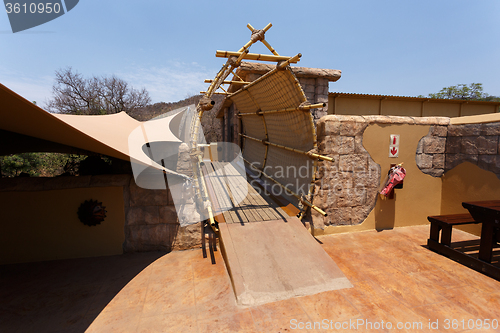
[{"xmin": 1, "ymin": 225, "xmax": 500, "ymax": 332}]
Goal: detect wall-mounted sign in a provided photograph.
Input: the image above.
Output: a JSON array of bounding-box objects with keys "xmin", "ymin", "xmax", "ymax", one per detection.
[{"xmin": 389, "ymin": 134, "xmax": 400, "ymax": 158}]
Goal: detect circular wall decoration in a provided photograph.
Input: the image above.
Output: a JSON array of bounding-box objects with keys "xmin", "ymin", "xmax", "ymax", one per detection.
[{"xmin": 77, "ymin": 199, "xmax": 107, "ymax": 226}]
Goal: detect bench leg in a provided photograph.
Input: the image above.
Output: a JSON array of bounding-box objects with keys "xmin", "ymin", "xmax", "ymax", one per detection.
[
  {"xmin": 441, "ymin": 225, "xmax": 453, "ymax": 246},
  {"xmin": 429, "ymin": 223, "xmax": 441, "ymax": 242},
  {"xmin": 201, "ymin": 221, "xmax": 207, "ymax": 258},
  {"xmin": 479, "ymin": 220, "xmax": 495, "ymax": 263}
]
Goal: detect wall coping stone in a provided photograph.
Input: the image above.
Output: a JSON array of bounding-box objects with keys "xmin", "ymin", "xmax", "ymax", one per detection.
[
  {"xmin": 318, "ymin": 115, "xmax": 451, "ymax": 126},
  {"xmin": 236, "ymin": 62, "xmax": 342, "ymax": 81}
]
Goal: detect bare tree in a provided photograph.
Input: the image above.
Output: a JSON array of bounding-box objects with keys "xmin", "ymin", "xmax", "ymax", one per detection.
[{"xmin": 47, "ymin": 67, "xmax": 151, "ymax": 115}]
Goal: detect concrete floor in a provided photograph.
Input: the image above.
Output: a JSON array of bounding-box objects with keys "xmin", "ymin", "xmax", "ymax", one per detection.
[{"xmin": 1, "ymin": 225, "xmax": 500, "ymax": 332}]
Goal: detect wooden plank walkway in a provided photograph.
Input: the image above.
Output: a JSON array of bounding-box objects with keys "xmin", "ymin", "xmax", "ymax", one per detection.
[{"xmin": 202, "ymin": 161, "xmax": 289, "ymax": 224}]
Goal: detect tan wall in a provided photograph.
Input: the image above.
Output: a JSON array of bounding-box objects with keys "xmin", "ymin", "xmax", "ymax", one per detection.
[
  {"xmin": 330, "ymin": 97, "xmax": 380, "ymax": 115},
  {"xmin": 440, "ymin": 162, "xmax": 500, "ymax": 236},
  {"xmin": 329, "ymin": 95, "xmax": 498, "ymax": 118},
  {"xmin": 422, "ymin": 102, "xmax": 460, "ymax": 117},
  {"xmin": 461, "ymin": 103, "xmax": 497, "ymax": 116},
  {"xmin": 364, "ymin": 124, "xmax": 442, "ymax": 229},
  {"xmin": 322, "ymin": 123, "xmax": 442, "ymax": 234},
  {"xmin": 381, "ymin": 100, "xmax": 421, "ymax": 117},
  {"xmin": 0, "ymin": 187, "xmax": 125, "ymax": 264}
]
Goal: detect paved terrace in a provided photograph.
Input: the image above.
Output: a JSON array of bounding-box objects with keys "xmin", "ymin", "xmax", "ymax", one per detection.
[{"xmin": 1, "ymin": 225, "xmax": 500, "ymax": 333}]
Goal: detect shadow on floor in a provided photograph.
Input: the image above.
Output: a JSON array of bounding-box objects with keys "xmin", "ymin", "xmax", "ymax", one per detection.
[{"xmin": 0, "ymin": 252, "xmax": 166, "ymax": 333}]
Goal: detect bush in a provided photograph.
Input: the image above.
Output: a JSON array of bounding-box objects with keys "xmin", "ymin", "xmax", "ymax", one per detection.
[{"xmin": 0, "ymin": 153, "xmax": 87, "ymax": 177}]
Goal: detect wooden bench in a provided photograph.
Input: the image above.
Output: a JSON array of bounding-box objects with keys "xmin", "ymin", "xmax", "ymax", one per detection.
[
  {"xmin": 427, "ymin": 211, "xmax": 500, "ymax": 281},
  {"xmin": 427, "ymin": 213, "xmax": 479, "ymax": 249}
]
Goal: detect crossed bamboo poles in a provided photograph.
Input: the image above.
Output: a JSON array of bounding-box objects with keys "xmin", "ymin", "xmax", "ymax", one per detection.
[{"xmin": 191, "ymin": 23, "xmax": 330, "ymax": 233}]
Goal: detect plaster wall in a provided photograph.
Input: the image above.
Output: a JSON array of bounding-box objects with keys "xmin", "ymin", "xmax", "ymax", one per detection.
[
  {"xmin": 329, "ymin": 95, "xmax": 499, "ymax": 118},
  {"xmin": 461, "ymin": 104, "xmax": 496, "ymax": 116},
  {"xmin": 0, "ymin": 174, "xmax": 199, "ymax": 264},
  {"xmin": 422, "ymin": 103, "xmax": 460, "ymax": 117},
  {"xmin": 331, "ymin": 98, "xmax": 379, "ymax": 115},
  {"xmin": 363, "ymin": 124, "xmax": 442, "ymax": 230},
  {"xmin": 314, "ymin": 113, "xmax": 500, "ymax": 237},
  {"xmin": 381, "ymin": 100, "xmax": 422, "ymax": 117},
  {"xmin": 0, "ymin": 186, "xmax": 125, "ymax": 265},
  {"xmin": 440, "ymin": 162, "xmax": 500, "ymax": 236},
  {"xmin": 315, "ymin": 119, "xmax": 443, "ymax": 235}
]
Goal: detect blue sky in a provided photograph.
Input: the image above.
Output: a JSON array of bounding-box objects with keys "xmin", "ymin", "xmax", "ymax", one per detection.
[{"xmin": 1, "ymin": 0, "xmax": 499, "ymax": 105}]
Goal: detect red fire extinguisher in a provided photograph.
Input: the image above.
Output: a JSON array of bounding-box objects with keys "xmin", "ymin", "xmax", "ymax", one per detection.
[{"xmin": 380, "ymin": 163, "xmax": 406, "ymax": 197}]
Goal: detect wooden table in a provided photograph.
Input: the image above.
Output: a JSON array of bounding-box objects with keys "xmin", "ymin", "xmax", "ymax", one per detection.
[{"xmin": 462, "ymin": 200, "xmax": 500, "ymax": 263}]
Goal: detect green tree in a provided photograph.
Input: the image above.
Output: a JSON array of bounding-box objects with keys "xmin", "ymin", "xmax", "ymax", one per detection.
[
  {"xmin": 427, "ymin": 83, "xmax": 499, "ymax": 102},
  {"xmin": 0, "ymin": 153, "xmax": 86, "ymax": 177},
  {"xmin": 0, "ymin": 153, "xmax": 42, "ymax": 177}
]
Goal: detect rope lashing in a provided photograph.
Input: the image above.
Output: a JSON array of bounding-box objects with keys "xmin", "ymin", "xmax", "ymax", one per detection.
[
  {"xmin": 251, "ymin": 29, "xmax": 265, "ymax": 43},
  {"xmin": 199, "ymin": 96, "xmax": 215, "ymax": 111}
]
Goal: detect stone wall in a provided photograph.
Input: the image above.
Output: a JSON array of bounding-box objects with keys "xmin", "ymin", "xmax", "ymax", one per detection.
[
  {"xmin": 312, "ymin": 116, "xmax": 380, "ymax": 228},
  {"xmin": 298, "ymin": 77, "xmax": 329, "ymax": 121},
  {"xmin": 311, "ymin": 115, "xmax": 451, "ymax": 229},
  {"xmin": 416, "ymin": 122, "xmax": 500, "ymax": 178},
  {"xmin": 124, "ymin": 177, "xmax": 201, "ymax": 252},
  {"xmin": 312, "ymin": 115, "xmax": 500, "ymax": 230},
  {"xmin": 415, "ymin": 125, "xmax": 448, "ymax": 177},
  {"xmin": 200, "ymin": 95, "xmax": 224, "ymax": 143}
]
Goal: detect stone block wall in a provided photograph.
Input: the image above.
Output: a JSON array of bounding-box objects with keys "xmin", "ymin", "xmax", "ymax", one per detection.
[
  {"xmin": 415, "ymin": 125, "xmax": 448, "ymax": 177},
  {"xmin": 416, "ymin": 122, "xmax": 500, "ymax": 178},
  {"xmin": 313, "ymin": 115, "xmax": 500, "ymax": 229},
  {"xmin": 124, "ymin": 177, "xmax": 201, "ymax": 252},
  {"xmin": 298, "ymin": 77, "xmax": 329, "ymax": 121},
  {"xmin": 311, "ymin": 115, "xmax": 453, "ymax": 229},
  {"xmin": 312, "ymin": 116, "xmax": 381, "ymax": 228}
]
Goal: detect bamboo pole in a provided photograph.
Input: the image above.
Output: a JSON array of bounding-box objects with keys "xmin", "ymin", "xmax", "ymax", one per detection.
[
  {"xmin": 247, "ymin": 23, "xmax": 279, "ymax": 56},
  {"xmin": 230, "ymin": 60, "xmax": 303, "ymax": 98},
  {"xmin": 230, "ymin": 69, "xmax": 244, "ymax": 82},
  {"xmin": 242, "ymin": 158, "xmax": 327, "ymax": 217},
  {"xmin": 240, "ymin": 134, "xmax": 334, "ymax": 162},
  {"xmin": 216, "ymin": 51, "xmax": 300, "ymax": 63},
  {"xmin": 237, "ymin": 23, "xmax": 271, "ymax": 53},
  {"xmin": 204, "ymin": 80, "xmax": 250, "ymax": 85},
  {"xmin": 238, "ymin": 103, "xmax": 326, "ymax": 116},
  {"xmin": 192, "ymin": 23, "xmax": 276, "ymax": 234},
  {"xmin": 277, "ymin": 53, "xmax": 302, "ymax": 69},
  {"xmin": 219, "ymin": 85, "xmax": 228, "ymax": 94},
  {"xmin": 197, "ymin": 154, "xmax": 218, "ymax": 232},
  {"xmin": 200, "ymin": 91, "xmax": 229, "ymax": 95},
  {"xmin": 246, "ymin": 23, "xmax": 272, "ymax": 33}
]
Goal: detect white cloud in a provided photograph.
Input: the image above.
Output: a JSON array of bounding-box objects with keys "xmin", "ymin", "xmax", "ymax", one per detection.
[{"xmin": 119, "ymin": 62, "xmax": 217, "ymax": 103}]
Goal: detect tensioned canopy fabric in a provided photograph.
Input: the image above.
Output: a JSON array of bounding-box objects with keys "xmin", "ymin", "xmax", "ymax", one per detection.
[{"xmin": 0, "ymin": 83, "xmax": 182, "ymax": 174}]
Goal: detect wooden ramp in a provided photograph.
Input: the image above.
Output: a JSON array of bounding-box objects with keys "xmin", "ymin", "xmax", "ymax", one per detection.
[{"xmin": 202, "ymin": 162, "xmax": 352, "ymax": 306}]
